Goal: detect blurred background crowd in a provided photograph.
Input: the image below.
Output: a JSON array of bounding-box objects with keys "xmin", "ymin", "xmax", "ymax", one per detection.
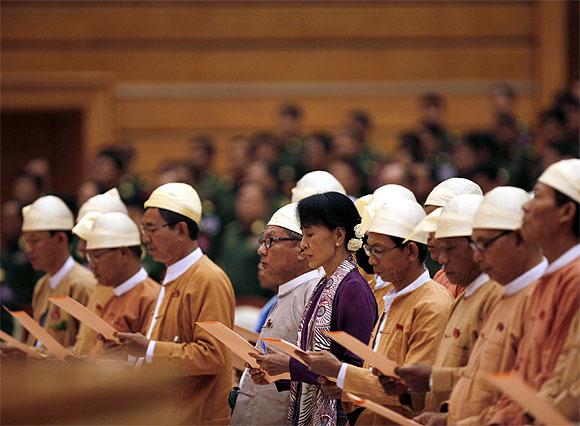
[{"xmin": 2, "ymin": 82, "xmax": 578, "ymax": 334}]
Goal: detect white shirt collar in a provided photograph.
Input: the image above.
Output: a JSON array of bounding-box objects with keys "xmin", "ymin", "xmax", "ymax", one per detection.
[
  {"xmin": 544, "ymin": 243, "xmax": 580, "ymax": 276},
  {"xmin": 374, "ymin": 276, "xmax": 389, "ymax": 290},
  {"xmin": 163, "ymin": 247, "xmax": 203, "ymax": 285},
  {"xmin": 114, "ymin": 268, "xmax": 148, "ymax": 297},
  {"xmin": 504, "ymin": 258, "xmax": 548, "ymax": 296},
  {"xmin": 383, "ymin": 269, "xmax": 431, "ymax": 302},
  {"xmin": 48, "ymin": 256, "xmax": 76, "ymax": 289},
  {"xmin": 278, "ymin": 269, "xmax": 324, "ymax": 297},
  {"xmin": 463, "ymin": 273, "xmax": 490, "ymax": 299}
]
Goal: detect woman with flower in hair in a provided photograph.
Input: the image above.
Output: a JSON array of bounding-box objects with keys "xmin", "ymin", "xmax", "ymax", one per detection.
[{"xmin": 250, "ymin": 192, "xmax": 377, "ymax": 426}]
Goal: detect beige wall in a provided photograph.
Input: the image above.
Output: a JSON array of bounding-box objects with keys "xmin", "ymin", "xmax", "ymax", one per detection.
[{"xmin": 1, "ymin": 1, "xmax": 568, "ymax": 180}]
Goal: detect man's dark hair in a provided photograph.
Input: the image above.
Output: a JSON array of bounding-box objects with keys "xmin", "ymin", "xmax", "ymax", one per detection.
[
  {"xmin": 97, "ymin": 148, "xmax": 125, "ymax": 172},
  {"xmin": 49, "ymin": 230, "xmax": 73, "ymax": 245},
  {"xmin": 279, "ymin": 103, "xmax": 303, "ymax": 120},
  {"xmin": 248, "ymin": 132, "xmax": 281, "ymax": 154},
  {"xmin": 190, "ymin": 134, "xmax": 216, "ymax": 158},
  {"xmin": 540, "ymin": 107, "xmax": 567, "ymax": 127},
  {"xmin": 469, "ymin": 162, "xmax": 500, "ymax": 182},
  {"xmin": 127, "ymin": 245, "xmax": 143, "ymax": 259},
  {"xmin": 463, "ymin": 131, "xmax": 498, "ymax": 155},
  {"xmin": 348, "ymin": 109, "xmax": 372, "ymax": 131},
  {"xmin": 14, "ymin": 171, "xmax": 43, "ymax": 192},
  {"xmin": 555, "ymin": 89, "xmax": 580, "ymax": 109},
  {"xmin": 157, "ymin": 208, "xmax": 199, "ymax": 241},
  {"xmin": 496, "ymin": 113, "xmax": 518, "ymax": 129},
  {"xmin": 309, "ymin": 132, "xmax": 334, "ymax": 154},
  {"xmin": 421, "ymin": 93, "xmax": 445, "ymax": 109},
  {"xmin": 356, "ymin": 234, "xmax": 375, "ymax": 274},
  {"xmin": 390, "ymin": 235, "xmax": 429, "ymax": 265},
  {"xmin": 554, "ymin": 190, "xmax": 579, "ymax": 238}
]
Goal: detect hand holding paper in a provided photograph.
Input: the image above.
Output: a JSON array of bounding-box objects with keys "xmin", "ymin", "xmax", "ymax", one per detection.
[
  {"xmin": 301, "ymin": 350, "xmax": 342, "ymax": 378},
  {"xmin": 196, "ymin": 321, "xmax": 289, "ymax": 382},
  {"xmin": 260, "ymin": 337, "xmax": 308, "ymax": 365}
]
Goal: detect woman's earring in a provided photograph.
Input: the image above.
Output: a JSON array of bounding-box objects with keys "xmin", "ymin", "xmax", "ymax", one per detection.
[{"xmin": 335, "ymin": 242, "xmax": 340, "ymax": 247}]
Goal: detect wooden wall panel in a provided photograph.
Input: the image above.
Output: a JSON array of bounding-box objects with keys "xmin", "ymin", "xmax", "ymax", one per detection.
[
  {"xmin": 2, "ymin": 0, "xmax": 564, "ymax": 184},
  {"xmin": 118, "ymin": 96, "xmax": 535, "ymax": 130},
  {"xmin": 2, "ymin": 45, "xmax": 533, "ymax": 82},
  {"xmin": 2, "ymin": 2, "xmax": 533, "ymax": 41}
]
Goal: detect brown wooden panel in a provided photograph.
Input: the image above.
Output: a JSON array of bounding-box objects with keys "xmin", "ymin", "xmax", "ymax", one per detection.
[
  {"xmin": 118, "ymin": 95, "xmax": 535, "ymax": 130},
  {"xmin": 2, "ymin": 2, "xmax": 533, "ymax": 42},
  {"xmin": 2, "ymin": 45, "xmax": 533, "ymax": 82}
]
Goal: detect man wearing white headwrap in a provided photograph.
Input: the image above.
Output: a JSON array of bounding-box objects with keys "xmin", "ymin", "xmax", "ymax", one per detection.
[
  {"xmin": 492, "ymin": 159, "xmax": 580, "ymax": 425},
  {"xmin": 115, "ymin": 182, "xmax": 235, "ymax": 425},
  {"xmin": 396, "ymin": 194, "xmax": 503, "ymax": 414},
  {"xmin": 72, "ymin": 213, "xmax": 160, "ymax": 357},
  {"xmin": 291, "ymin": 170, "xmax": 346, "ymax": 203},
  {"xmin": 356, "ymin": 184, "xmax": 417, "ymax": 313},
  {"xmin": 231, "ymin": 203, "xmax": 323, "ymax": 426},
  {"xmin": 423, "ymin": 178, "xmax": 483, "ymax": 298},
  {"xmin": 416, "ymin": 186, "xmax": 547, "ymax": 425},
  {"xmin": 303, "ymin": 199, "xmax": 453, "ymax": 424},
  {"xmin": 21, "ymin": 196, "xmax": 95, "ymax": 348},
  {"xmin": 424, "ymin": 178, "xmax": 483, "ymax": 214},
  {"xmin": 74, "ymin": 188, "xmax": 128, "ymax": 257}
]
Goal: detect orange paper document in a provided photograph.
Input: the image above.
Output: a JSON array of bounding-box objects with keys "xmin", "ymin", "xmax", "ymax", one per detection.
[
  {"xmin": 0, "ymin": 330, "xmax": 46, "ymax": 359},
  {"xmin": 261, "ymin": 337, "xmax": 308, "ymax": 365},
  {"xmin": 324, "ymin": 330, "xmax": 399, "ymax": 377},
  {"xmin": 49, "ymin": 296, "xmax": 119, "ymax": 343},
  {"xmin": 196, "ymin": 321, "xmax": 289, "ymax": 382},
  {"xmin": 347, "ymin": 393, "xmax": 421, "ymax": 426},
  {"xmin": 4, "ymin": 308, "xmax": 71, "ymax": 361},
  {"xmin": 484, "ymin": 372, "xmax": 572, "ymax": 426},
  {"xmin": 234, "ymin": 325, "xmax": 259, "ymax": 343}
]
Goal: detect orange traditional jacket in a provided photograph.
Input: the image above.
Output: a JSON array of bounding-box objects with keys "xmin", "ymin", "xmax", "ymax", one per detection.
[
  {"xmin": 427, "ymin": 276, "xmax": 503, "ymax": 411},
  {"xmin": 491, "ymin": 251, "xmax": 579, "ymax": 425},
  {"xmin": 447, "ymin": 284, "xmax": 535, "ymax": 425},
  {"xmin": 538, "ymin": 309, "xmax": 580, "ymax": 422},
  {"xmin": 342, "ymin": 278, "xmax": 453, "ymax": 425},
  {"xmin": 27, "ymin": 260, "xmax": 95, "ymax": 348},
  {"xmin": 73, "ymin": 273, "xmax": 160, "ymax": 357},
  {"xmin": 145, "ymin": 255, "xmax": 235, "ymax": 425}
]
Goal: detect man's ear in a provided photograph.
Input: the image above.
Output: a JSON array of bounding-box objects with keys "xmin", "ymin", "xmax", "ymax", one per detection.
[
  {"xmin": 407, "ymin": 242, "xmax": 419, "ymax": 262},
  {"xmin": 557, "ymin": 201, "xmax": 577, "ymax": 228},
  {"xmin": 175, "ymin": 221, "xmax": 189, "ymax": 241}
]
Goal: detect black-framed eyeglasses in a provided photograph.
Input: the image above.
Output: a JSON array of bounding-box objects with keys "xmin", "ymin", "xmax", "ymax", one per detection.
[
  {"xmin": 258, "ymin": 236, "xmax": 301, "ymax": 249},
  {"xmin": 470, "ymin": 230, "xmax": 513, "ymax": 252},
  {"xmin": 363, "ymin": 243, "xmax": 400, "ymax": 259},
  {"xmin": 140, "ymin": 222, "xmax": 179, "ymax": 235}
]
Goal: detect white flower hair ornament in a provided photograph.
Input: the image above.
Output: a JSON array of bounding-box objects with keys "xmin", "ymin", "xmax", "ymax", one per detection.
[
  {"xmin": 347, "ymin": 238, "xmax": 363, "ymax": 252},
  {"xmin": 353, "ymin": 223, "xmax": 365, "ymax": 239},
  {"xmin": 348, "ymin": 223, "xmax": 364, "ymax": 252}
]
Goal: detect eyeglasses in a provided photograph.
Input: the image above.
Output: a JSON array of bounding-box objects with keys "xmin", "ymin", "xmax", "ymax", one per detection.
[
  {"xmin": 469, "ymin": 230, "xmax": 513, "ymax": 252},
  {"xmin": 258, "ymin": 236, "xmax": 301, "ymax": 249},
  {"xmin": 363, "ymin": 243, "xmax": 400, "ymax": 259},
  {"xmin": 140, "ymin": 222, "xmax": 179, "ymax": 236},
  {"xmin": 86, "ymin": 248, "xmax": 119, "ymax": 263}
]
